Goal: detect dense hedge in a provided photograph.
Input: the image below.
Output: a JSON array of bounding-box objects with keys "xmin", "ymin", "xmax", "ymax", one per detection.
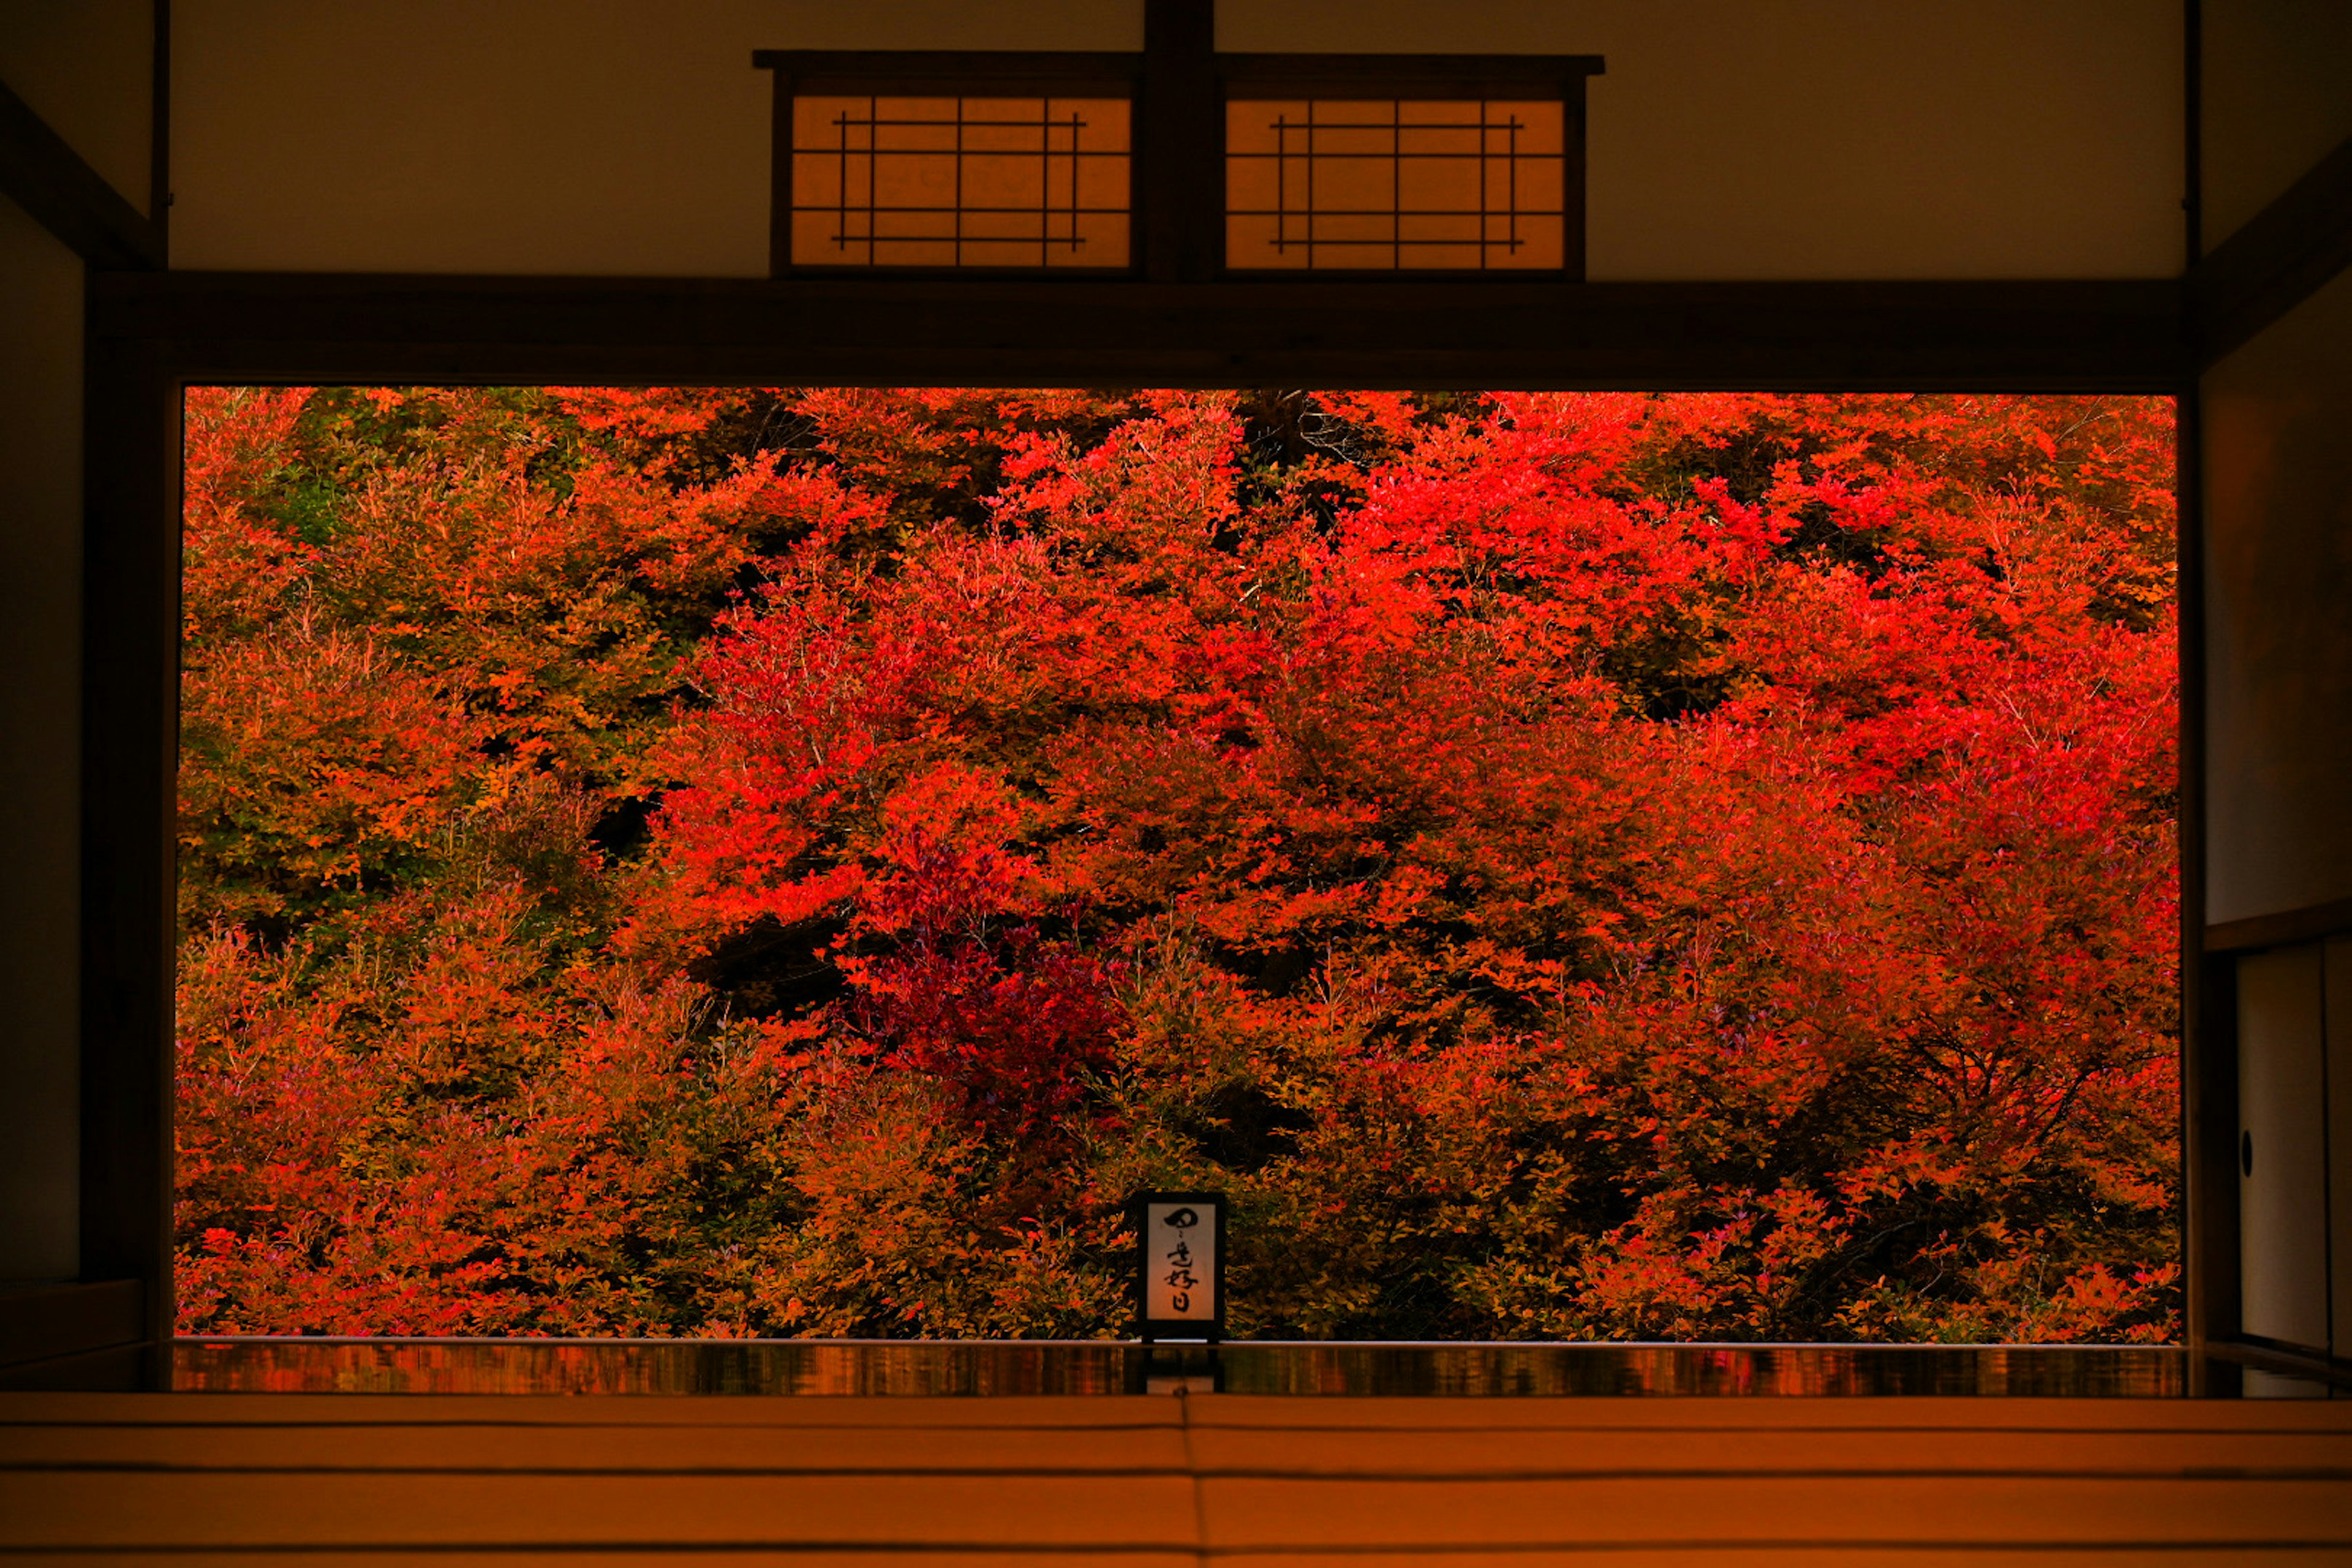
[{"xmin": 176, "ymin": 388, "xmax": 2179, "ymax": 1341}]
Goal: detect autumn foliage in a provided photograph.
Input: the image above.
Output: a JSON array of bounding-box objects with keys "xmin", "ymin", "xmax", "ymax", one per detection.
[{"xmin": 176, "ymin": 387, "xmax": 2180, "ymax": 1341}]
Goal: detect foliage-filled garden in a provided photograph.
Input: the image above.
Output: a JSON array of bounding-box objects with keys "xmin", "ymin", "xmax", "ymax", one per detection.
[{"xmin": 176, "ymin": 387, "xmax": 2179, "ymax": 1341}]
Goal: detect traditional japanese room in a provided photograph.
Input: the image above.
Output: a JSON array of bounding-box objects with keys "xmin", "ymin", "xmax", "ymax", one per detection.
[{"xmin": 2, "ymin": 0, "xmax": 2350, "ymax": 1559}]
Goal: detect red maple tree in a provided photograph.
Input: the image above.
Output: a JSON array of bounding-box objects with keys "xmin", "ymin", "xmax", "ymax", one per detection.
[{"xmin": 175, "ymin": 386, "xmax": 2179, "ymax": 1341}]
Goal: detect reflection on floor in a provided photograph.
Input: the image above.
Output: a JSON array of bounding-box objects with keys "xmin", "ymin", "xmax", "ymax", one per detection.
[
  {"xmin": 173, "ymin": 1337, "xmax": 2186, "ymax": 1398},
  {"xmin": 6, "ymin": 1383, "xmax": 2351, "ymax": 1561}
]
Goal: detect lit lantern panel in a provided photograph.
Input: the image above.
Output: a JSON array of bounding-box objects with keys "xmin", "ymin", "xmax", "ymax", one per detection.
[
  {"xmin": 792, "ymin": 96, "xmax": 1132, "ymax": 269},
  {"xmin": 1226, "ymin": 99, "xmax": 1565, "ymax": 270}
]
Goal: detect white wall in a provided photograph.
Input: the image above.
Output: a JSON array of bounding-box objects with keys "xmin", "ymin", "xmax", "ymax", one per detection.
[
  {"xmin": 0, "ymin": 191, "xmax": 83, "ymax": 1282},
  {"xmin": 1227, "ymin": 0, "xmax": 2184, "ymax": 281},
  {"xmin": 2329, "ymin": 938, "xmax": 2351, "ymax": 1359},
  {"xmin": 2201, "ymin": 0, "xmax": 2352, "ymax": 252},
  {"xmin": 169, "ymin": 0, "xmax": 2184, "ymax": 279},
  {"xmin": 2203, "ymin": 265, "xmax": 2352, "ymax": 927},
  {"xmin": 0, "ymin": 0, "xmax": 154, "ymax": 217},
  {"xmin": 170, "ymin": 0, "xmax": 1135, "ymax": 277},
  {"xmin": 0, "ymin": 0, "xmax": 151, "ymax": 1284}
]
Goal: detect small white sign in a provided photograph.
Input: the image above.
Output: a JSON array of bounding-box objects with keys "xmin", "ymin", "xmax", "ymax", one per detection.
[{"xmin": 1144, "ymin": 1200, "xmax": 1216, "ymax": 1322}]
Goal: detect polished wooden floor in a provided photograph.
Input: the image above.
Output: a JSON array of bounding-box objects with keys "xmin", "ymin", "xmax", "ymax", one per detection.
[{"xmin": 4, "ymin": 1390, "xmax": 2351, "ymax": 1562}]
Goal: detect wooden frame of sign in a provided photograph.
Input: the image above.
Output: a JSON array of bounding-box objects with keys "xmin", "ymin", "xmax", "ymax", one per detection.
[{"xmin": 1132, "ymin": 1190, "xmax": 1228, "ymax": 1342}]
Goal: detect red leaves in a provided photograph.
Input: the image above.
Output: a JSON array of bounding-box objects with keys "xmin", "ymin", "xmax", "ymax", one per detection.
[{"xmin": 175, "ymin": 387, "xmax": 2179, "ymax": 1343}]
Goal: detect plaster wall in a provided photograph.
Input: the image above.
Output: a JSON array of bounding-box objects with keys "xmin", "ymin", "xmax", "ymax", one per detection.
[
  {"xmin": 170, "ymin": 0, "xmax": 2184, "ymax": 280},
  {"xmin": 0, "ymin": 190, "xmax": 83, "ymax": 1282},
  {"xmin": 2203, "ymin": 263, "xmax": 2352, "ymax": 926},
  {"xmin": 2329, "ymin": 937, "xmax": 2352, "ymax": 1358},
  {"xmin": 170, "ymin": 0, "xmax": 1129, "ymax": 278},
  {"xmin": 1228, "ymin": 0, "xmax": 2184, "ymax": 282},
  {"xmin": 0, "ymin": 0, "xmax": 155, "ymax": 216},
  {"xmin": 2200, "ymin": 0, "xmax": 2352, "ymax": 252}
]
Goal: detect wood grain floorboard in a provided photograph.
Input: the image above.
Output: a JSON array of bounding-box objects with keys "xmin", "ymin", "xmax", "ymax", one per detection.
[
  {"xmin": 1219, "ymin": 1555, "xmax": 2341, "ymax": 1566},
  {"xmin": 0, "ymin": 1556, "xmax": 2323, "ymax": 1568},
  {"xmin": 1183, "ymin": 1425, "xmax": 2352, "ymax": 1477},
  {"xmin": 0, "ymin": 1557, "xmax": 1199, "ymax": 1566},
  {"xmin": 9, "ymin": 1423, "xmax": 2350, "ymax": 1479},
  {"xmin": 0, "ymin": 1422, "xmax": 1193, "ymax": 1472},
  {"xmin": 0, "ymin": 1393, "xmax": 1181, "ymax": 1428},
  {"xmin": 1194, "ymin": 1474, "xmax": 2352, "ymax": 1550},
  {"xmin": 0, "ymin": 1471, "xmax": 1202, "ymax": 1550},
  {"xmin": 0, "ymin": 1557, "xmax": 1196, "ymax": 1566},
  {"xmin": 1183, "ymin": 1394, "xmax": 2352, "ymax": 1431},
  {"xmin": 3, "ymin": 1391, "xmax": 2348, "ymax": 1561}
]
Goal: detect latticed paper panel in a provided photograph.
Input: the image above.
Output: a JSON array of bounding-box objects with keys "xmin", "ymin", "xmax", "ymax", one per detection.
[
  {"xmin": 1226, "ymin": 99, "xmax": 1564, "ymax": 270},
  {"xmin": 791, "ymin": 96, "xmax": 1131, "ymax": 269}
]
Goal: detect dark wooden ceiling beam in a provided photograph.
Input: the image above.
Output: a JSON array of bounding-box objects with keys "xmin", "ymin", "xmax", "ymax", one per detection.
[
  {"xmin": 2204, "ymin": 895, "xmax": 2352, "ymax": 956},
  {"xmin": 92, "ymin": 273, "xmax": 2185, "ymax": 391},
  {"xmin": 0, "ymin": 75, "xmax": 161, "ymax": 270},
  {"xmin": 2190, "ymin": 132, "xmax": 2352, "ymax": 366}
]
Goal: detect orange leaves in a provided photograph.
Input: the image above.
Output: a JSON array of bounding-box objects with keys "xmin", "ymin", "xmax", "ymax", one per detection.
[{"xmin": 175, "ymin": 386, "xmax": 2179, "ymax": 1344}]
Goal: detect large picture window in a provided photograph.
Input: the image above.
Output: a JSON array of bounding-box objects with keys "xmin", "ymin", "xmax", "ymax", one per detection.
[{"xmin": 174, "ymin": 388, "xmax": 2180, "ymax": 1347}]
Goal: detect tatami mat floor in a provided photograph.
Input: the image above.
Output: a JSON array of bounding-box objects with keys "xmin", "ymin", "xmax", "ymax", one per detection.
[{"xmin": 4, "ymin": 1390, "xmax": 2351, "ymax": 1562}]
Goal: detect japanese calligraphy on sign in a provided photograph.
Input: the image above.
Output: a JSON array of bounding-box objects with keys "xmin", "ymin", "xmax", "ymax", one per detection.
[{"xmin": 1136, "ymin": 1191, "xmax": 1224, "ymax": 1336}]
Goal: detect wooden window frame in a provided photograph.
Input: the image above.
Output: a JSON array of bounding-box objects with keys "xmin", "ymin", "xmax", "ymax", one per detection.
[
  {"xmin": 70, "ymin": 269, "xmax": 2184, "ymax": 1390},
  {"xmin": 755, "ymin": 51, "xmax": 1146, "ymax": 281},
  {"xmin": 1215, "ymin": 55, "xmax": 1601, "ymax": 281},
  {"xmin": 756, "ymin": 34, "xmax": 1600, "ymax": 281},
  {"xmin": 55, "ymin": 0, "xmax": 2352, "ymax": 1395}
]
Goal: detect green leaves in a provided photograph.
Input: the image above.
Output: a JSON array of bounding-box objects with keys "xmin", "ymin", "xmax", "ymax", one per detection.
[{"xmin": 175, "ymin": 388, "xmax": 2179, "ymax": 1344}]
